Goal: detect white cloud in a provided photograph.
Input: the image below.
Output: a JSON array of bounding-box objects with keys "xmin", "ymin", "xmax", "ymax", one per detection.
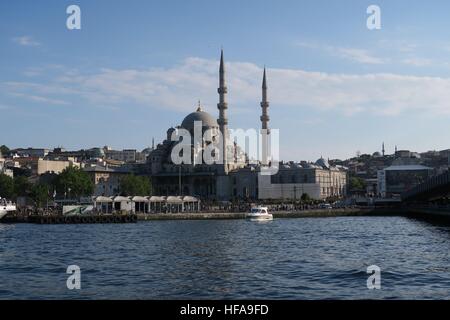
[
  {"xmin": 297, "ymin": 40, "xmax": 442, "ymax": 67},
  {"xmin": 4, "ymin": 57, "xmax": 450, "ymax": 117},
  {"xmin": 12, "ymin": 36, "xmax": 41, "ymax": 47},
  {"xmin": 11, "ymin": 92, "xmax": 69, "ymax": 105},
  {"xmin": 377, "ymin": 39, "xmax": 418, "ymax": 53},
  {"xmin": 402, "ymin": 57, "xmax": 432, "ymax": 67},
  {"xmin": 334, "ymin": 47, "xmax": 385, "ymax": 64},
  {"xmin": 23, "ymin": 69, "xmax": 42, "ymax": 77},
  {"xmin": 296, "ymin": 41, "xmax": 386, "ymax": 65}
]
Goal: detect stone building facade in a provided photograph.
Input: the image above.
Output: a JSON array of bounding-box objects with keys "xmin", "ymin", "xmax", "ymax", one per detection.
[{"xmin": 84, "ymin": 165, "xmax": 132, "ymax": 196}]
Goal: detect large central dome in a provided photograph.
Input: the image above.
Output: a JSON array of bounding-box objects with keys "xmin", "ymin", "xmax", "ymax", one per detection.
[{"xmin": 181, "ymin": 106, "xmax": 218, "ymax": 132}]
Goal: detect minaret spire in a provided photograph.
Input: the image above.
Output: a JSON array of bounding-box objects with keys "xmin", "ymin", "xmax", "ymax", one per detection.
[
  {"xmin": 382, "ymin": 142, "xmax": 385, "ymax": 157},
  {"xmin": 262, "ymin": 66, "xmax": 267, "ymax": 89},
  {"xmin": 260, "ymin": 66, "xmax": 270, "ymax": 133},
  {"xmin": 217, "ymin": 49, "xmax": 229, "ymax": 173},
  {"xmin": 260, "ymin": 66, "xmax": 270, "ymax": 165}
]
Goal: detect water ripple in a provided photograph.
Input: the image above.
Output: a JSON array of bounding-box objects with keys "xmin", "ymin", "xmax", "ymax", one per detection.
[{"xmin": 1, "ymin": 216, "xmax": 450, "ymax": 299}]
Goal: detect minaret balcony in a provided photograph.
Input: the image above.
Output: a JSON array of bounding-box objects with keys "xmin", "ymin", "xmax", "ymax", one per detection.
[
  {"xmin": 217, "ymin": 102, "xmax": 228, "ymax": 110},
  {"xmin": 217, "ymin": 119, "xmax": 228, "ymax": 126},
  {"xmin": 217, "ymin": 87, "xmax": 228, "ymax": 94}
]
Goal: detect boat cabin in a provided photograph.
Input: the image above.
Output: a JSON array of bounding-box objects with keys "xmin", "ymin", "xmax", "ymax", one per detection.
[{"xmin": 251, "ymin": 207, "xmax": 269, "ymax": 214}]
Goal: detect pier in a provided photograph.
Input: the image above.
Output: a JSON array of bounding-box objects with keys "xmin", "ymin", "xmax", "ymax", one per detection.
[{"xmin": 4, "ymin": 207, "xmax": 450, "ymax": 224}]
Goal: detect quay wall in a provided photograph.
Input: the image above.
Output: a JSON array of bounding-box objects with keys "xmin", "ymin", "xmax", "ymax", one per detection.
[
  {"xmin": 9, "ymin": 207, "xmax": 450, "ymax": 224},
  {"xmin": 136, "ymin": 208, "xmax": 388, "ymax": 221}
]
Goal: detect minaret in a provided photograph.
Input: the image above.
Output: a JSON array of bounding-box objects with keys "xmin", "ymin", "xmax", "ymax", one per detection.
[
  {"xmin": 260, "ymin": 67, "xmax": 270, "ymax": 165},
  {"xmin": 217, "ymin": 49, "xmax": 228, "ymax": 173},
  {"xmin": 261, "ymin": 67, "xmax": 270, "ymax": 133},
  {"xmin": 382, "ymin": 142, "xmax": 385, "ymax": 157}
]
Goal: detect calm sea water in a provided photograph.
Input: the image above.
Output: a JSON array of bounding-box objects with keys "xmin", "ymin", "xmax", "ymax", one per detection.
[{"xmin": 0, "ymin": 216, "xmax": 450, "ymax": 299}]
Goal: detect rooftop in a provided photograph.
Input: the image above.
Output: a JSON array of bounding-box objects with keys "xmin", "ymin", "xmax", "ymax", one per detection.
[{"xmin": 384, "ymin": 164, "xmax": 432, "ymax": 171}]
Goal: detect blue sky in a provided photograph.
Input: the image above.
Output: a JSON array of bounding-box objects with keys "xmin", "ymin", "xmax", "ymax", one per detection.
[{"xmin": 2, "ymin": 0, "xmax": 450, "ymax": 161}]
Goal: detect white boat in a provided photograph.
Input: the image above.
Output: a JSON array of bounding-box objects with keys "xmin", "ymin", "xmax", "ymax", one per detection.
[
  {"xmin": 0, "ymin": 198, "xmax": 16, "ymax": 220},
  {"xmin": 246, "ymin": 206, "xmax": 273, "ymax": 221}
]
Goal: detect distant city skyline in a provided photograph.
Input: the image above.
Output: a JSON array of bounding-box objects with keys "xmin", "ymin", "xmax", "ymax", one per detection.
[{"xmin": 2, "ymin": 0, "xmax": 450, "ymax": 161}]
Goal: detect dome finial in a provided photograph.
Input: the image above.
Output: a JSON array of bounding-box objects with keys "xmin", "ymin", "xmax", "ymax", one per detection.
[{"xmin": 196, "ymin": 100, "xmax": 203, "ymax": 112}]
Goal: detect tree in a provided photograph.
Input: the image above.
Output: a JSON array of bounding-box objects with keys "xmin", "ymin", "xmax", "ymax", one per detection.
[
  {"xmin": 0, "ymin": 173, "xmax": 14, "ymax": 199},
  {"xmin": 0, "ymin": 145, "xmax": 9, "ymax": 156},
  {"xmin": 120, "ymin": 175, "xmax": 152, "ymax": 196},
  {"xmin": 13, "ymin": 176, "xmax": 31, "ymax": 197},
  {"xmin": 349, "ymin": 177, "xmax": 366, "ymax": 191},
  {"xmin": 56, "ymin": 166, "xmax": 94, "ymax": 198},
  {"xmin": 301, "ymin": 193, "xmax": 311, "ymax": 202},
  {"xmin": 30, "ymin": 183, "xmax": 49, "ymax": 208}
]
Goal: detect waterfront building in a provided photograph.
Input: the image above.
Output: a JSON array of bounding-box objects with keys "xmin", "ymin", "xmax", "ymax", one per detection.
[
  {"xmin": 377, "ymin": 164, "xmax": 433, "ymax": 198},
  {"xmin": 258, "ymin": 159, "xmax": 347, "ymax": 200},
  {"xmin": 93, "ymin": 195, "xmax": 201, "ymax": 214},
  {"xmin": 228, "ymin": 159, "xmax": 347, "ymax": 201},
  {"xmin": 84, "ymin": 164, "xmax": 132, "ymax": 196}
]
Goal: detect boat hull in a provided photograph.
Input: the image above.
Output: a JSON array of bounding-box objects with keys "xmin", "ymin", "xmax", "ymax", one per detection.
[{"xmin": 246, "ymin": 214, "xmax": 273, "ymax": 221}]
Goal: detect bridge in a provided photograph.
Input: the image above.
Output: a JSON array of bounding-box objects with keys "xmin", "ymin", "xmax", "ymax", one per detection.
[
  {"xmin": 402, "ymin": 170, "xmax": 450, "ymax": 203},
  {"xmin": 400, "ymin": 170, "xmax": 450, "ymax": 220}
]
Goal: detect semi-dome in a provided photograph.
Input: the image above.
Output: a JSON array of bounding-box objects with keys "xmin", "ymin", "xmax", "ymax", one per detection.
[
  {"xmin": 315, "ymin": 157, "xmax": 330, "ymax": 169},
  {"xmin": 181, "ymin": 106, "xmax": 218, "ymax": 132}
]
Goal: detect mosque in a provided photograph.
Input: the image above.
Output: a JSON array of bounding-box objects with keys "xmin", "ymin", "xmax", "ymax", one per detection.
[{"xmin": 146, "ymin": 51, "xmax": 347, "ymax": 201}]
